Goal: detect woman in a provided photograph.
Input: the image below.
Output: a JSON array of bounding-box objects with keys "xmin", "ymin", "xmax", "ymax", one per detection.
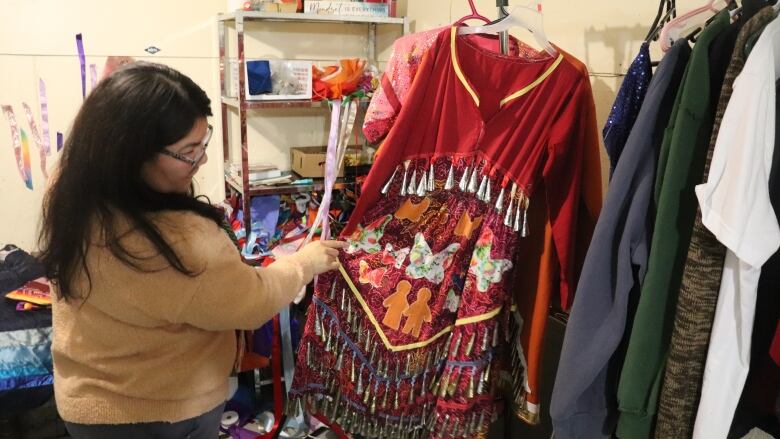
[{"xmin": 38, "ymin": 62, "xmax": 345, "ymax": 438}]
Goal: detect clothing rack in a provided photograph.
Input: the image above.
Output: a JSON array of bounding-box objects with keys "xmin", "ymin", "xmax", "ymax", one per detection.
[{"xmin": 497, "ymin": 0, "xmax": 510, "ymax": 54}]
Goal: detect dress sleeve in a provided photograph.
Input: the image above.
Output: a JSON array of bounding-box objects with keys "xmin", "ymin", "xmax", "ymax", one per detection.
[
  {"xmin": 363, "ymin": 38, "xmax": 408, "ymax": 144},
  {"xmin": 543, "ymin": 78, "xmax": 593, "ymax": 310}
]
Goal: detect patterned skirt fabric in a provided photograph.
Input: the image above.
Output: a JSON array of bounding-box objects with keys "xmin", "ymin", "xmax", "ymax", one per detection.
[{"xmin": 289, "ymin": 156, "xmax": 532, "ymax": 438}]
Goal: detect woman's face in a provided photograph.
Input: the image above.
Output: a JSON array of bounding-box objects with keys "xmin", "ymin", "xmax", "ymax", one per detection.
[{"xmin": 141, "ymin": 118, "xmax": 210, "ymax": 194}]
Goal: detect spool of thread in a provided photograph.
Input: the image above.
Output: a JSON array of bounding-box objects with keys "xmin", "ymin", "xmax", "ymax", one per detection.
[{"xmin": 220, "ymin": 411, "xmax": 239, "ymax": 430}]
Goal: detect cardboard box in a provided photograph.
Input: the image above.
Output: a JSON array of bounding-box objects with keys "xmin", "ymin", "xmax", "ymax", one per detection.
[{"xmin": 291, "ymin": 146, "xmax": 362, "ymax": 178}]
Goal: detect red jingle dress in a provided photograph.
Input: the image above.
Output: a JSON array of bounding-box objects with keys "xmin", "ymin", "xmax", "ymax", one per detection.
[{"xmin": 289, "ymin": 27, "xmax": 595, "ymax": 438}]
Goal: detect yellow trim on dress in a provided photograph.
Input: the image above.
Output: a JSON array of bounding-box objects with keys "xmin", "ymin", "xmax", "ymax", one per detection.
[
  {"xmin": 339, "ymin": 264, "xmax": 502, "ymax": 352},
  {"xmin": 499, "ymin": 53, "xmax": 564, "ymax": 107},
  {"xmin": 450, "ymin": 26, "xmax": 480, "ymax": 107},
  {"xmin": 449, "ymin": 26, "xmax": 565, "ymax": 109}
]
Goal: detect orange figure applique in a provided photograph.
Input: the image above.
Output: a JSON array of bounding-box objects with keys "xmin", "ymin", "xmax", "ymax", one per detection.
[
  {"xmin": 382, "ymin": 280, "xmax": 412, "ymax": 331},
  {"xmin": 395, "ymin": 197, "xmax": 431, "ymax": 222},
  {"xmin": 359, "ymin": 260, "xmax": 387, "ymax": 288},
  {"xmin": 402, "ymin": 288, "xmax": 433, "ymax": 338},
  {"xmin": 454, "ymin": 211, "xmax": 483, "ymax": 239}
]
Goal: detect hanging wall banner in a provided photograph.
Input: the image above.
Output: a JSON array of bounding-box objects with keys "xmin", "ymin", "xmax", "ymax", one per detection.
[
  {"xmin": 3, "ymin": 105, "xmax": 32, "ymax": 189},
  {"xmin": 38, "ymin": 79, "xmax": 51, "ymax": 155},
  {"xmin": 89, "ymin": 63, "xmax": 97, "ymax": 90},
  {"xmin": 20, "ymin": 130, "xmax": 32, "ymax": 189},
  {"xmin": 22, "ymin": 103, "xmax": 49, "ymax": 179},
  {"xmin": 76, "ymin": 34, "xmax": 86, "ymax": 100}
]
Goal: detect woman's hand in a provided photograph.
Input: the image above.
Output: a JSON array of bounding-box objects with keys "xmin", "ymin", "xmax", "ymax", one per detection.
[{"xmin": 298, "ymin": 240, "xmax": 347, "ymax": 275}]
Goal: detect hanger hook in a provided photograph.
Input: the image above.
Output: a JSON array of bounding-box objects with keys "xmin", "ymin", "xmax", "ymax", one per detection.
[{"xmin": 467, "ymin": 0, "xmax": 479, "ymax": 15}]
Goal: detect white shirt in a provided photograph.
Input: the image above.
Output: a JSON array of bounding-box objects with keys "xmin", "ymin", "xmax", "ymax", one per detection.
[{"xmin": 693, "ymin": 14, "xmax": 780, "ymax": 439}]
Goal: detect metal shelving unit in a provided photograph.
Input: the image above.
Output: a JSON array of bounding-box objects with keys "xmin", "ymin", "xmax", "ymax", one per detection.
[{"xmin": 217, "ymin": 10, "xmax": 408, "ymax": 240}]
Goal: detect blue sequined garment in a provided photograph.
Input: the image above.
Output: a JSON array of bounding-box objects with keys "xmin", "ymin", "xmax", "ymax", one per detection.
[{"xmin": 603, "ymin": 42, "xmax": 652, "ymax": 176}]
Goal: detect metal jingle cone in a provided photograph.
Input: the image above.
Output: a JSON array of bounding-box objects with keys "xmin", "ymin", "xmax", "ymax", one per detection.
[
  {"xmin": 458, "ymin": 165, "xmax": 470, "ymax": 191},
  {"xmin": 329, "ymin": 282, "xmax": 337, "ymax": 300},
  {"xmin": 465, "ymin": 412, "xmax": 475, "ymax": 436},
  {"xmin": 416, "ymin": 172, "xmax": 427, "ymax": 197},
  {"xmin": 476, "ymin": 174, "xmax": 487, "ymax": 200},
  {"xmin": 400, "ymin": 161, "xmax": 410, "ymax": 197},
  {"xmin": 444, "ymin": 162, "xmax": 455, "ymax": 190},
  {"xmin": 382, "ymin": 382, "xmax": 389, "ymax": 408},
  {"xmin": 407, "ymin": 168, "xmax": 417, "ymax": 195},
  {"xmin": 382, "ymin": 166, "xmax": 399, "ymax": 195},
  {"xmin": 477, "ymin": 411, "xmax": 486, "ymax": 435},
  {"xmin": 315, "ymin": 311, "xmax": 322, "ymax": 337},
  {"xmin": 467, "ymin": 164, "xmax": 479, "ymax": 193},
  {"xmin": 492, "ymin": 324, "xmax": 500, "ymax": 348},
  {"xmin": 464, "ymin": 333, "xmax": 476, "ymax": 357},
  {"xmin": 408, "ymin": 376, "xmax": 417, "ymax": 405},
  {"xmin": 476, "ymin": 368, "xmax": 485, "ymax": 395},
  {"xmin": 438, "ymin": 367, "xmax": 451, "ymax": 398},
  {"xmin": 485, "ymin": 178, "xmax": 492, "ymax": 203},
  {"xmin": 420, "ymin": 370, "xmax": 428, "ymax": 397},
  {"xmin": 365, "ymin": 332, "xmax": 372, "ymax": 353},
  {"xmin": 447, "ymin": 366, "xmax": 461, "ymax": 397},
  {"xmin": 336, "ymin": 349, "xmax": 344, "ymax": 370},
  {"xmin": 480, "ymin": 328, "xmax": 489, "ymax": 353},
  {"xmin": 466, "ymin": 367, "xmax": 476, "ymax": 398},
  {"xmin": 503, "ymin": 197, "xmax": 514, "ymax": 227},
  {"xmin": 452, "ymin": 418, "xmax": 461, "ymax": 438},
  {"xmin": 306, "ymin": 342, "xmax": 312, "ymax": 368},
  {"xmin": 441, "ymin": 414, "xmax": 451, "ymax": 435},
  {"xmin": 357, "ymin": 365, "xmax": 365, "ymax": 395},
  {"xmin": 394, "ymin": 382, "xmax": 400, "ymax": 410},
  {"xmin": 450, "ymin": 332, "xmax": 463, "ymax": 359},
  {"xmin": 428, "ymin": 162, "xmax": 435, "ymax": 191},
  {"xmin": 521, "ymin": 199, "xmax": 529, "ymax": 238},
  {"xmin": 363, "ymin": 379, "xmax": 371, "ymax": 404},
  {"xmin": 371, "ymin": 382, "xmax": 380, "ymax": 414},
  {"xmin": 347, "ymin": 300, "xmax": 352, "ymax": 327},
  {"xmin": 340, "ymin": 287, "xmax": 346, "ymax": 310},
  {"xmin": 351, "ymin": 353, "xmax": 356, "ymax": 382},
  {"xmin": 513, "ymin": 198, "xmax": 522, "ymax": 233},
  {"xmin": 495, "ymin": 186, "xmax": 505, "ymax": 212},
  {"xmin": 325, "ymin": 324, "xmax": 332, "ymax": 353}
]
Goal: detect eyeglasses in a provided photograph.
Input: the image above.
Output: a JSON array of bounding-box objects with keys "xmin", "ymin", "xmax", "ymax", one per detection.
[{"xmin": 159, "ymin": 124, "xmax": 213, "ymax": 167}]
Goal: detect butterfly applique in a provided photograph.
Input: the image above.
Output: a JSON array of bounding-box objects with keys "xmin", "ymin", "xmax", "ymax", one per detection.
[
  {"xmin": 454, "ymin": 211, "xmax": 483, "ymax": 239},
  {"xmin": 468, "ymin": 228, "xmax": 513, "ymax": 292},
  {"xmin": 395, "ymin": 197, "xmax": 431, "ymax": 223},
  {"xmin": 405, "ymin": 233, "xmax": 460, "ymax": 284},
  {"xmin": 346, "ymin": 215, "xmax": 392, "ymax": 254},
  {"xmin": 359, "ymin": 260, "xmax": 386, "ymax": 288},
  {"xmin": 381, "ymin": 243, "xmax": 411, "ymax": 269}
]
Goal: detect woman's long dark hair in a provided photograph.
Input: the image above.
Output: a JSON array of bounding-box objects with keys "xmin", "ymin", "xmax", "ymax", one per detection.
[{"xmin": 38, "ymin": 62, "xmax": 224, "ymax": 301}]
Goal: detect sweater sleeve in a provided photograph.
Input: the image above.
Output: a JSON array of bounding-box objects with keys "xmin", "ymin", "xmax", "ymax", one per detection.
[
  {"xmin": 171, "ymin": 218, "xmax": 315, "ymax": 331},
  {"xmin": 92, "ymin": 212, "xmax": 316, "ymax": 331}
]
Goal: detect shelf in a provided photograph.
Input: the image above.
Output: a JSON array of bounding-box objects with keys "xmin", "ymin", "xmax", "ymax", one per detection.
[
  {"xmin": 225, "ymin": 173, "xmax": 359, "ymax": 196},
  {"xmin": 218, "ymin": 11, "xmax": 407, "ymax": 25},
  {"xmin": 221, "ymin": 96, "xmax": 370, "ymax": 110}
]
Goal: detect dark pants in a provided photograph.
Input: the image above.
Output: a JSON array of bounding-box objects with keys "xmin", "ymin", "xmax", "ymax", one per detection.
[{"xmin": 64, "ymin": 403, "xmax": 224, "ymax": 439}]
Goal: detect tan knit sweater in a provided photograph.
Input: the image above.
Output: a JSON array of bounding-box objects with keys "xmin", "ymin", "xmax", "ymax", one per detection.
[{"xmin": 52, "ymin": 210, "xmax": 315, "ymax": 424}]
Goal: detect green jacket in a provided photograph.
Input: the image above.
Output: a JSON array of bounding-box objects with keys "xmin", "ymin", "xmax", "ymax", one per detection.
[{"xmin": 615, "ymin": 10, "xmax": 730, "ymax": 439}]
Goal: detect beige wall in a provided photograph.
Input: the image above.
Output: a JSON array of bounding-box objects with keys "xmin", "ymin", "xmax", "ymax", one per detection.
[{"xmin": 0, "ymin": 0, "xmax": 710, "ymax": 250}]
